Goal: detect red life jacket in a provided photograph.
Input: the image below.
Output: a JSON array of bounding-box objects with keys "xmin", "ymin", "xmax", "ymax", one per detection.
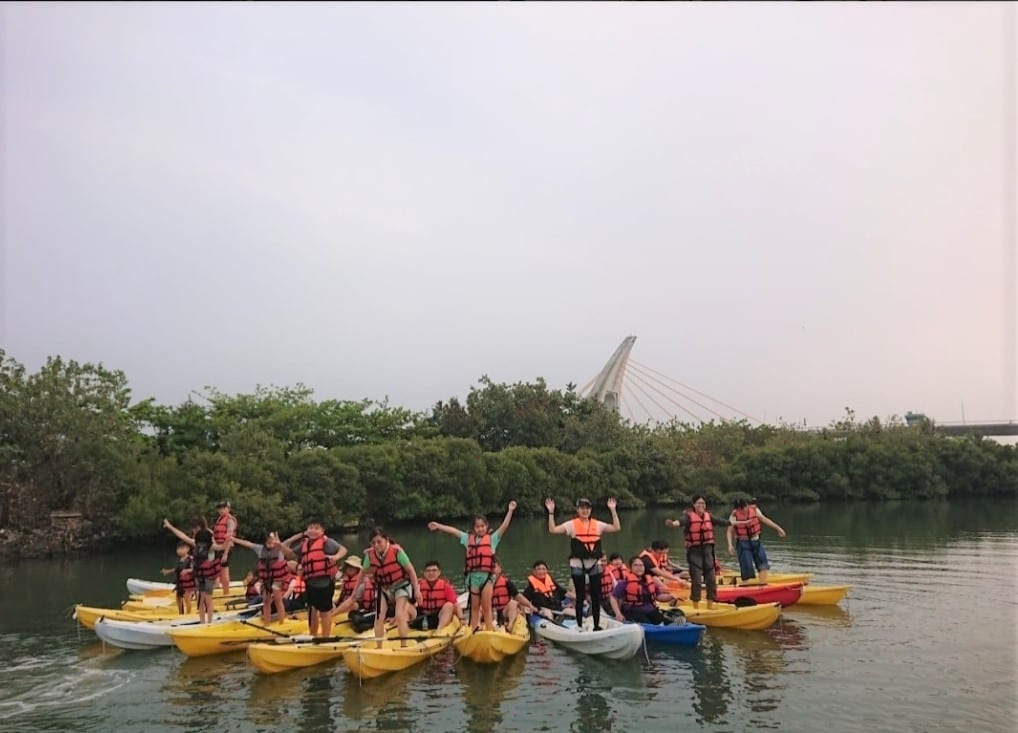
[
  {"xmin": 367, "ymin": 542, "xmax": 408, "ymax": 588},
  {"xmin": 175, "ymin": 556, "xmax": 196, "ymax": 592},
  {"xmin": 338, "ymin": 572, "xmax": 361, "ymax": 603},
  {"xmin": 195, "ymin": 557, "xmax": 220, "ymax": 583},
  {"xmin": 213, "ymin": 513, "xmax": 237, "ymax": 544},
  {"xmin": 257, "ymin": 550, "xmax": 290, "ymax": 586},
  {"xmin": 291, "ymin": 575, "xmax": 306, "ymax": 595},
  {"xmin": 464, "ymin": 533, "xmax": 496, "ymax": 574},
  {"xmin": 245, "ymin": 577, "xmax": 261, "ymax": 600},
  {"xmin": 491, "ymin": 575, "xmax": 511, "ymax": 612},
  {"xmin": 569, "ymin": 518, "xmax": 602, "ymax": 560},
  {"xmin": 360, "ymin": 577, "xmax": 376, "ymax": 609},
  {"xmin": 300, "ymin": 536, "xmax": 336, "ymax": 580},
  {"xmin": 418, "ymin": 577, "xmax": 452, "ymax": 613},
  {"xmin": 685, "ymin": 510, "xmax": 715, "ymax": 549},
  {"xmin": 733, "ymin": 506, "xmax": 762, "ymax": 539},
  {"xmin": 621, "ymin": 571, "xmax": 655, "ymax": 607}
]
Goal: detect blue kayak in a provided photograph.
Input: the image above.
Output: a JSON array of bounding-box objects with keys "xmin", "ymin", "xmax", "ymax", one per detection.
[{"xmin": 637, "ymin": 621, "xmax": 705, "ymax": 647}]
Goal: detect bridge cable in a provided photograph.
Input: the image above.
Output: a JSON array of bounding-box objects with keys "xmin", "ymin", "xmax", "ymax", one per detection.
[
  {"xmin": 625, "ymin": 370, "xmax": 704, "ymax": 423},
  {"xmin": 626, "ymin": 362, "xmax": 730, "ymax": 422},
  {"xmin": 628, "ymin": 359, "xmax": 763, "ymax": 423}
]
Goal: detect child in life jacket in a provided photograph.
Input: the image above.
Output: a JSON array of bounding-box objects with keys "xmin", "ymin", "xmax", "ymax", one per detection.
[{"xmin": 160, "ymin": 541, "xmax": 196, "ymax": 614}]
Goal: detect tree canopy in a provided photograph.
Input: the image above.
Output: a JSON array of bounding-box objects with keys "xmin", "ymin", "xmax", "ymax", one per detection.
[{"xmin": 1, "ymin": 350, "xmax": 1014, "ymax": 541}]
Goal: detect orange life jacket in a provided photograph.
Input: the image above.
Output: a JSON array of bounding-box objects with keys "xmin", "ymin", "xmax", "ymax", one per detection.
[
  {"xmin": 491, "ymin": 575, "xmax": 511, "ymax": 612},
  {"xmin": 527, "ymin": 573, "xmax": 559, "ymax": 601},
  {"xmin": 464, "ymin": 533, "xmax": 496, "ymax": 574},
  {"xmin": 367, "ymin": 542, "xmax": 408, "ymax": 588},
  {"xmin": 601, "ymin": 564, "xmax": 626, "ymax": 597},
  {"xmin": 418, "ymin": 577, "xmax": 452, "ymax": 613},
  {"xmin": 570, "ymin": 518, "xmax": 602, "ymax": 560},
  {"xmin": 685, "ymin": 510, "xmax": 715, "ymax": 549},
  {"xmin": 621, "ymin": 570, "xmax": 655, "ymax": 607},
  {"xmin": 299, "ymin": 535, "xmax": 336, "ymax": 580},
  {"xmin": 733, "ymin": 506, "xmax": 762, "ymax": 539}
]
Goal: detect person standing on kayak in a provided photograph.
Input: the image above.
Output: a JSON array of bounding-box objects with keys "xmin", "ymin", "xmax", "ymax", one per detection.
[
  {"xmin": 427, "ymin": 500, "xmax": 517, "ymax": 632},
  {"xmin": 726, "ymin": 498, "xmax": 786, "ymax": 583},
  {"xmin": 285, "ymin": 519, "xmax": 348, "ymax": 637},
  {"xmin": 163, "ymin": 516, "xmax": 231, "ymax": 624},
  {"xmin": 212, "ymin": 500, "xmax": 238, "ymax": 597},
  {"xmin": 546, "ymin": 496, "xmax": 621, "ymax": 631},
  {"xmin": 665, "ymin": 495, "xmax": 736, "ymax": 610},
  {"xmin": 230, "ymin": 531, "xmax": 297, "ymax": 625},
  {"xmin": 353, "ymin": 527, "xmax": 423, "ymax": 648}
]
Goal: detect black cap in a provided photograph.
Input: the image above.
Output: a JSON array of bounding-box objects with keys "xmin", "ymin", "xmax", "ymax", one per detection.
[
  {"xmin": 216, "ymin": 500, "xmax": 231, "ymax": 508},
  {"xmin": 576, "ymin": 498, "xmax": 592, "ymax": 508}
]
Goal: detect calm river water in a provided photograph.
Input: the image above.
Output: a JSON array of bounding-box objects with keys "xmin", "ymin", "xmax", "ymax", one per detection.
[{"xmin": 0, "ymin": 499, "xmax": 1015, "ymax": 733}]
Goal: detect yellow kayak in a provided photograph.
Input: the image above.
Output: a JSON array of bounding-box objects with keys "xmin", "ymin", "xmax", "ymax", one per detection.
[
  {"xmin": 247, "ymin": 621, "xmax": 391, "ymax": 674},
  {"xmin": 73, "ymin": 604, "xmax": 195, "ymax": 630},
  {"xmin": 797, "ymin": 584, "xmax": 852, "ymax": 606},
  {"xmin": 342, "ymin": 619, "xmax": 462, "ymax": 680},
  {"xmin": 453, "ymin": 614, "xmax": 530, "ymax": 664},
  {"xmin": 717, "ymin": 571, "xmax": 814, "ymax": 586},
  {"xmin": 662, "ymin": 601, "xmax": 782, "ymax": 630},
  {"xmin": 167, "ymin": 613, "xmax": 335, "ymax": 657},
  {"xmin": 122, "ymin": 594, "xmax": 250, "ymax": 612}
]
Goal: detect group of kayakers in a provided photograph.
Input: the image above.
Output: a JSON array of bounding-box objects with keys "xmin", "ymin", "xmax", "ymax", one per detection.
[{"xmin": 160, "ymin": 493, "xmax": 786, "ymax": 636}]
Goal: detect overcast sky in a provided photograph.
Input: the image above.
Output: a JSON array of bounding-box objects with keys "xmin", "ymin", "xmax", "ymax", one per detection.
[{"xmin": 2, "ymin": 3, "xmax": 1015, "ymax": 428}]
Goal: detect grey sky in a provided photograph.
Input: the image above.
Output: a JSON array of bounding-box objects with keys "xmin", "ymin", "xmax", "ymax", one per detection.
[{"xmin": 2, "ymin": 3, "xmax": 1015, "ymax": 427}]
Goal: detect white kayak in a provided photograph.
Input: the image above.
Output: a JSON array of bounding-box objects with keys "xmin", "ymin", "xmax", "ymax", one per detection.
[
  {"xmin": 125, "ymin": 578, "xmax": 246, "ymax": 596},
  {"xmin": 93, "ymin": 608, "xmax": 260, "ymax": 650},
  {"xmin": 529, "ymin": 614, "xmax": 644, "ymax": 660}
]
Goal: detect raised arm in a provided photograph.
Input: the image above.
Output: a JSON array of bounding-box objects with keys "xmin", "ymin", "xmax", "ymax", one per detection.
[
  {"xmin": 494, "ymin": 500, "xmax": 517, "ymax": 537},
  {"xmin": 329, "ymin": 543, "xmax": 348, "ymax": 566},
  {"xmin": 427, "ymin": 521, "xmax": 464, "ymax": 538},
  {"xmin": 757, "ymin": 510, "xmax": 786, "ymax": 537},
  {"xmin": 545, "ymin": 498, "xmax": 569, "ymax": 535},
  {"xmin": 602, "ymin": 497, "xmax": 621, "ymax": 534},
  {"xmin": 163, "ymin": 519, "xmax": 195, "ymax": 547},
  {"xmin": 231, "ymin": 536, "xmax": 258, "ymax": 550}
]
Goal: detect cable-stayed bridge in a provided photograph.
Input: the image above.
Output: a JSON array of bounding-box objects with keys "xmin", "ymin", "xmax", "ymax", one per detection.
[{"xmin": 578, "ymin": 336, "xmax": 1018, "ymax": 436}]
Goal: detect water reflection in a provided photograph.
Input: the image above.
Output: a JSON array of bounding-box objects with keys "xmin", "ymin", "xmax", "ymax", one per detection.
[
  {"xmin": 458, "ymin": 651, "xmax": 528, "ymax": 733},
  {"xmin": 784, "ymin": 604, "xmax": 852, "ymax": 629},
  {"xmin": 688, "ymin": 634, "xmax": 732, "ymax": 724}
]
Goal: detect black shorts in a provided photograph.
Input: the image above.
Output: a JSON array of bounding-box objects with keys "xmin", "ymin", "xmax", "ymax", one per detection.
[
  {"xmin": 306, "ymin": 582, "xmax": 336, "ymax": 612},
  {"xmin": 214, "ymin": 550, "xmax": 229, "ymax": 568},
  {"xmin": 409, "ymin": 611, "xmax": 441, "ymax": 630}
]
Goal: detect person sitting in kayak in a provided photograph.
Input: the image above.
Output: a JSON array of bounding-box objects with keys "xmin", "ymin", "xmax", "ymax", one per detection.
[
  {"xmin": 159, "ymin": 541, "xmax": 195, "ymax": 615},
  {"xmin": 282, "ymin": 561, "xmax": 307, "ymax": 613},
  {"xmin": 598, "ymin": 553, "xmax": 628, "ymax": 615},
  {"xmin": 489, "ymin": 556, "xmax": 538, "ymax": 631},
  {"xmin": 409, "ymin": 560, "xmax": 460, "ymax": 631},
  {"xmin": 546, "ymin": 496, "xmax": 621, "ymax": 631},
  {"xmin": 609, "ymin": 556, "xmax": 676, "ymax": 625},
  {"xmin": 523, "ymin": 560, "xmax": 575, "ymax": 619},
  {"xmin": 639, "ymin": 541, "xmax": 689, "ymax": 587},
  {"xmin": 726, "ymin": 497, "xmax": 787, "ymax": 583},
  {"xmin": 427, "ymin": 500, "xmax": 517, "ymax": 632},
  {"xmin": 231, "ymin": 531, "xmax": 297, "ymax": 624}
]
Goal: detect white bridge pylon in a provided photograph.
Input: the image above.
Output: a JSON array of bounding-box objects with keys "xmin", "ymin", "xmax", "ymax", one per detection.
[
  {"xmin": 579, "ymin": 335, "xmax": 637, "ymax": 413},
  {"xmin": 579, "ymin": 336, "xmax": 761, "ymax": 425}
]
